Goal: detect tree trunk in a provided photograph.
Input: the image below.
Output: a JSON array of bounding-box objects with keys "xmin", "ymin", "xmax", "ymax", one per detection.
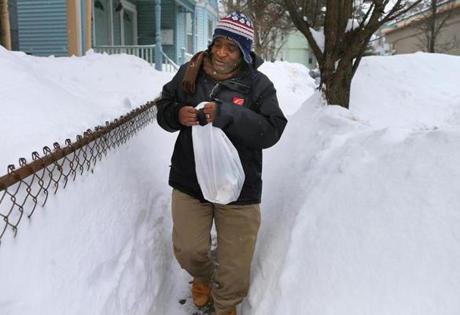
[
  {"xmin": 429, "ymin": 0, "xmax": 437, "ymax": 53},
  {"xmin": 284, "ymin": 0, "xmax": 423, "ymax": 108},
  {"xmin": 323, "ymin": 60, "xmax": 353, "ymax": 108},
  {"xmin": 253, "ymin": 26, "xmax": 263, "ymax": 55},
  {"xmin": 0, "ymin": 0, "xmax": 12, "ymax": 50}
]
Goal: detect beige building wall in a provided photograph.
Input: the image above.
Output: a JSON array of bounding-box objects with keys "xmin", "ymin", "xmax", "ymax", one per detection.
[
  {"xmin": 1, "ymin": 0, "xmax": 12, "ymax": 49},
  {"xmin": 67, "ymin": 0, "xmax": 81, "ymax": 56},
  {"xmin": 384, "ymin": 3, "xmax": 460, "ymax": 55},
  {"xmin": 67, "ymin": 0, "xmax": 92, "ymax": 56}
]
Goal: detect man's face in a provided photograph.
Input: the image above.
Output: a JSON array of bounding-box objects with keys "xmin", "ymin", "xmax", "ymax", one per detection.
[{"xmin": 211, "ymin": 37, "xmax": 243, "ymax": 74}]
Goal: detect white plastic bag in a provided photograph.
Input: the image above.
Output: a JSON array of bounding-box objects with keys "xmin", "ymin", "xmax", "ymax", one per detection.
[{"xmin": 192, "ymin": 102, "xmax": 245, "ymax": 204}]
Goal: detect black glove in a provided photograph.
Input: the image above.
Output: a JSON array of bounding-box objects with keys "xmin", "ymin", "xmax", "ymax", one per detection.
[{"xmin": 196, "ymin": 108, "xmax": 208, "ymax": 126}]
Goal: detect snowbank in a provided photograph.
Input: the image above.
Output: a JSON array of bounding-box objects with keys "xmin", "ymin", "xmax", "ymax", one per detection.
[
  {"xmin": 0, "ymin": 46, "xmax": 175, "ymax": 315},
  {"xmin": 351, "ymin": 52, "xmax": 460, "ymax": 129},
  {"xmin": 1, "ymin": 47, "xmax": 460, "ymax": 315},
  {"xmin": 252, "ymin": 53, "xmax": 460, "ymax": 315},
  {"xmin": 254, "ymin": 94, "xmax": 460, "ymax": 315},
  {"xmin": 0, "ymin": 46, "xmax": 172, "ymax": 168},
  {"xmin": 259, "ymin": 60, "xmax": 316, "ymax": 115}
]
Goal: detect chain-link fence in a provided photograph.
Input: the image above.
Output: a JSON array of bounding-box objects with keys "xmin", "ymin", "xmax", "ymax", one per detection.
[{"xmin": 0, "ymin": 100, "xmax": 157, "ymax": 244}]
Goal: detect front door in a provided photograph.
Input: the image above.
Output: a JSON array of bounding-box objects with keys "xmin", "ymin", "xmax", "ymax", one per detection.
[
  {"xmin": 94, "ymin": 0, "xmax": 110, "ymax": 45},
  {"xmin": 123, "ymin": 11, "xmax": 134, "ymax": 45},
  {"xmin": 120, "ymin": 0, "xmax": 137, "ymax": 45}
]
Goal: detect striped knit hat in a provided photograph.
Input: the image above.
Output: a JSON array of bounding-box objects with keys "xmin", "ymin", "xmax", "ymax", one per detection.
[{"xmin": 212, "ymin": 12, "xmax": 254, "ymax": 64}]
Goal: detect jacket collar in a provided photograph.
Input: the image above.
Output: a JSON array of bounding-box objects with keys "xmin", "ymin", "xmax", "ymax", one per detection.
[
  {"xmin": 182, "ymin": 50, "xmax": 263, "ymax": 95},
  {"xmin": 250, "ymin": 52, "xmax": 264, "ymax": 69}
]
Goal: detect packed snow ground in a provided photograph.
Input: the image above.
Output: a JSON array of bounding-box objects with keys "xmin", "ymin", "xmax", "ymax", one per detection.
[{"xmin": 1, "ymin": 45, "xmax": 460, "ymax": 315}]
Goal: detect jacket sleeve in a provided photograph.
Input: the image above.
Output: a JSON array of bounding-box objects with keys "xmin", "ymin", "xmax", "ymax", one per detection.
[
  {"xmin": 213, "ymin": 75, "xmax": 288, "ymax": 150},
  {"xmin": 156, "ymin": 65, "xmax": 187, "ymax": 132}
]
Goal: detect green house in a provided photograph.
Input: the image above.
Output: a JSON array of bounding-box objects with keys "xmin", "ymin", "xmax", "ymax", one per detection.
[{"xmin": 278, "ymin": 30, "xmax": 317, "ymax": 69}]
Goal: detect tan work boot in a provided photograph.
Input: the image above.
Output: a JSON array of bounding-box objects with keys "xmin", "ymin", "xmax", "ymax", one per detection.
[
  {"xmin": 219, "ymin": 306, "xmax": 236, "ymax": 315},
  {"xmin": 191, "ymin": 280, "xmax": 212, "ymax": 308}
]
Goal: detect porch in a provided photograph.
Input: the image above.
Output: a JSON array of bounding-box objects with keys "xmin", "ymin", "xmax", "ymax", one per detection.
[
  {"xmin": 93, "ymin": 44, "xmax": 193, "ymax": 72},
  {"xmin": 91, "ymin": 0, "xmax": 205, "ymax": 71}
]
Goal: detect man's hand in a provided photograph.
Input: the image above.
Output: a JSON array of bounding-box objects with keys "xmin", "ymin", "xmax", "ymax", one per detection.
[
  {"xmin": 179, "ymin": 103, "xmax": 217, "ymax": 127},
  {"xmin": 203, "ymin": 102, "xmax": 217, "ymax": 124},
  {"xmin": 178, "ymin": 106, "xmax": 198, "ymax": 127}
]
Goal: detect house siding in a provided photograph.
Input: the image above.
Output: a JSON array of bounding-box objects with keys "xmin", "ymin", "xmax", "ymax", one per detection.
[
  {"xmin": 16, "ymin": 0, "xmax": 68, "ymax": 56},
  {"xmin": 195, "ymin": 5, "xmax": 208, "ymax": 51},
  {"xmin": 278, "ymin": 31, "xmax": 317, "ymax": 68},
  {"xmin": 385, "ymin": 10, "xmax": 460, "ymax": 55},
  {"xmin": 384, "ymin": 2, "xmax": 460, "ymax": 55},
  {"xmin": 12, "ymin": 0, "xmax": 219, "ymax": 66},
  {"xmin": 162, "ymin": 2, "xmax": 177, "ymax": 62},
  {"xmin": 195, "ymin": 1, "xmax": 218, "ymax": 52},
  {"xmin": 195, "ymin": 7, "xmax": 205, "ymax": 50},
  {"xmin": 176, "ymin": 7, "xmax": 187, "ymax": 63}
]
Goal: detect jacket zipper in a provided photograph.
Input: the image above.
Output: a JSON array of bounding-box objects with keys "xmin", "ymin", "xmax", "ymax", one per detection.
[
  {"xmin": 209, "ymin": 82, "xmax": 221, "ymax": 99},
  {"xmin": 208, "ymin": 78, "xmax": 251, "ymax": 100}
]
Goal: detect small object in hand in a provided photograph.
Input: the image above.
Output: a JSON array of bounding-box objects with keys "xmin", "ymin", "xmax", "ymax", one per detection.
[{"xmin": 196, "ymin": 108, "xmax": 208, "ymax": 126}]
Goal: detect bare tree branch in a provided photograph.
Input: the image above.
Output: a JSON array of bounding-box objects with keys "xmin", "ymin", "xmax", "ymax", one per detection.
[
  {"xmin": 222, "ymin": 0, "xmax": 295, "ymax": 60},
  {"xmin": 285, "ymin": 0, "xmax": 424, "ymax": 108}
]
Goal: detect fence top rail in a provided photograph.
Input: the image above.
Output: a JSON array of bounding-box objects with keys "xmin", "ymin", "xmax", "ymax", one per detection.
[
  {"xmin": 0, "ymin": 99, "xmax": 159, "ymax": 243},
  {"xmin": 0, "ymin": 101, "xmax": 156, "ymax": 192}
]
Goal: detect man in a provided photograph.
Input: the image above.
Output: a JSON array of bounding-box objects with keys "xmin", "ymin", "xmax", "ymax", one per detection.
[{"xmin": 156, "ymin": 12, "xmax": 287, "ymax": 315}]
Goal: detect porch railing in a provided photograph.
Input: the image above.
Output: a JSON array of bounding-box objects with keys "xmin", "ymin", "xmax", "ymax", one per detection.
[
  {"xmin": 180, "ymin": 47, "xmax": 193, "ymax": 64},
  {"xmin": 93, "ymin": 45, "xmax": 179, "ymax": 72},
  {"xmin": 161, "ymin": 52, "xmax": 179, "ymax": 73}
]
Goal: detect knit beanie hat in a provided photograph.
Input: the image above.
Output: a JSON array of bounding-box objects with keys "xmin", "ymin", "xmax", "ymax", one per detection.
[{"xmin": 212, "ymin": 12, "xmax": 254, "ymax": 64}]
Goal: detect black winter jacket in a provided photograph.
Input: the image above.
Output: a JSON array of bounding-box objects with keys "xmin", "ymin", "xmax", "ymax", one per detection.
[{"xmin": 156, "ymin": 53, "xmax": 287, "ymax": 204}]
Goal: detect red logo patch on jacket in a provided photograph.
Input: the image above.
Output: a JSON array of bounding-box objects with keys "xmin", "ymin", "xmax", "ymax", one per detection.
[{"xmin": 232, "ymin": 96, "xmax": 245, "ymax": 106}]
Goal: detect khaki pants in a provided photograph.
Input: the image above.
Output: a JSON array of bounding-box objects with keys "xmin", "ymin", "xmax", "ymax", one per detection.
[{"xmin": 171, "ymin": 189, "xmax": 261, "ymax": 315}]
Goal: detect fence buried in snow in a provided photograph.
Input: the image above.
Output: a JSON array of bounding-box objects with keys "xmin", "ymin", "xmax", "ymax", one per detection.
[{"xmin": 0, "ymin": 100, "xmax": 158, "ymax": 244}]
